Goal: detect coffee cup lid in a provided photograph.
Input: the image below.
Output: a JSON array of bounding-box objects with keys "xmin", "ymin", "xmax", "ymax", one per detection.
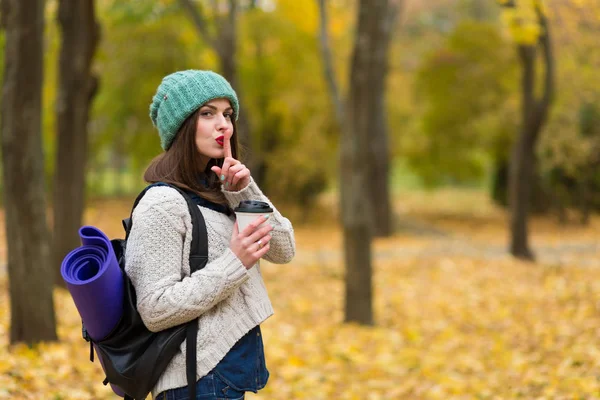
[{"xmin": 234, "ymin": 200, "xmax": 273, "ymax": 213}]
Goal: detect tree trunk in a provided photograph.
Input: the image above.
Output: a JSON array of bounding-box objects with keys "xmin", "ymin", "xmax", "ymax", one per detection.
[
  {"xmin": 318, "ymin": 0, "xmax": 400, "ymax": 238},
  {"xmin": 53, "ymin": 0, "xmax": 100, "ymax": 286},
  {"xmin": 343, "ymin": 0, "xmax": 399, "ymax": 325},
  {"xmin": 509, "ymin": 7, "xmax": 554, "ymax": 261},
  {"xmin": 369, "ymin": 100, "xmax": 393, "ymax": 237},
  {"xmin": 365, "ymin": 1, "xmax": 399, "ymax": 238},
  {"xmin": 1, "ymin": 0, "xmax": 57, "ymax": 343}
]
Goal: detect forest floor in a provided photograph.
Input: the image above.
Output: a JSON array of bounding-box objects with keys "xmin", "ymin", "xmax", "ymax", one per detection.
[{"xmin": 0, "ymin": 188, "xmax": 599, "ymax": 399}]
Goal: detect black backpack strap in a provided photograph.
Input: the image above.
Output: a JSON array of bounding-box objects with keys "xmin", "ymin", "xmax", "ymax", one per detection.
[
  {"xmin": 167, "ymin": 186, "xmax": 209, "ymax": 273},
  {"xmin": 186, "ymin": 319, "xmax": 198, "ymax": 400},
  {"xmin": 123, "ymin": 183, "xmax": 208, "ymax": 272}
]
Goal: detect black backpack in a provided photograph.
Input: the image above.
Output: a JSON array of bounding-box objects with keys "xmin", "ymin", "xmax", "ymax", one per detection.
[{"xmin": 82, "ymin": 183, "xmax": 207, "ymax": 400}]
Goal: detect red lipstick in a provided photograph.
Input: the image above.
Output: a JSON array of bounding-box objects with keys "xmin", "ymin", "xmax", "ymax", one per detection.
[{"xmin": 216, "ymin": 136, "xmax": 224, "ymax": 146}]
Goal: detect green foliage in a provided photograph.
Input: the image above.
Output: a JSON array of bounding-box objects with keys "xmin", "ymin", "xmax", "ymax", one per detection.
[
  {"xmin": 579, "ymin": 102, "xmax": 600, "ymax": 139},
  {"xmin": 4, "ymin": 0, "xmax": 598, "ymax": 205},
  {"xmin": 409, "ymin": 20, "xmax": 518, "ymax": 187},
  {"xmin": 537, "ymin": 0, "xmax": 600, "ymax": 181},
  {"xmin": 89, "ymin": 0, "xmax": 206, "ymax": 194},
  {"xmin": 498, "ymin": 0, "xmax": 547, "ymax": 45},
  {"xmin": 237, "ymin": 1, "xmax": 337, "ymax": 203},
  {"xmin": 82, "ymin": 0, "xmax": 337, "ymax": 203}
]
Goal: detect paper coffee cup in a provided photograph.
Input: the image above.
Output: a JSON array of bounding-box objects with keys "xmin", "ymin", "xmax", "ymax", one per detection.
[{"xmin": 234, "ymin": 200, "xmax": 274, "ymax": 232}]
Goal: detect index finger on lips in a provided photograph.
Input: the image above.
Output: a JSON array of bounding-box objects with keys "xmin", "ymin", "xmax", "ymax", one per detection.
[{"xmin": 223, "ymin": 136, "xmax": 233, "ymax": 159}]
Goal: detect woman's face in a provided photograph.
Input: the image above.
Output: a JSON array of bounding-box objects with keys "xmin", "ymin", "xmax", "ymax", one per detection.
[{"xmin": 194, "ymin": 98, "xmax": 234, "ymax": 167}]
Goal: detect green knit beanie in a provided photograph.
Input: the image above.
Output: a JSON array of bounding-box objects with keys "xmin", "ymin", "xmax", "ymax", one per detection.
[{"xmin": 149, "ymin": 70, "xmax": 239, "ymax": 150}]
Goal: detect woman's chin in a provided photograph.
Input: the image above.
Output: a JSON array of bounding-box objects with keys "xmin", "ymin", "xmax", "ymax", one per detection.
[{"xmin": 196, "ymin": 147, "xmax": 224, "ymax": 159}]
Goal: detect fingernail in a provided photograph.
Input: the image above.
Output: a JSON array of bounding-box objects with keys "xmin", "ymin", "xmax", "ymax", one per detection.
[
  {"xmin": 225, "ymin": 182, "xmax": 229, "ymax": 188},
  {"xmin": 221, "ymin": 175, "xmax": 225, "ymax": 181}
]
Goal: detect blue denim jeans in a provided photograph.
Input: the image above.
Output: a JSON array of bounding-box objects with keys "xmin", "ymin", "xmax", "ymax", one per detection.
[{"xmin": 155, "ymin": 372, "xmax": 244, "ymax": 400}]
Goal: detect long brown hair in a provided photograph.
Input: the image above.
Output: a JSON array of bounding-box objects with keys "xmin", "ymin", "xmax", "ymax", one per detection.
[{"xmin": 144, "ymin": 107, "xmax": 241, "ymax": 205}]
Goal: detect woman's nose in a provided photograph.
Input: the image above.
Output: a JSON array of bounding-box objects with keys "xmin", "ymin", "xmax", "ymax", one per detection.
[{"xmin": 215, "ymin": 114, "xmax": 228, "ymax": 130}]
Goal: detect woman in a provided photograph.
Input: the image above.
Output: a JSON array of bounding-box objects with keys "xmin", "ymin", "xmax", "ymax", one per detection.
[{"xmin": 125, "ymin": 70, "xmax": 296, "ymax": 399}]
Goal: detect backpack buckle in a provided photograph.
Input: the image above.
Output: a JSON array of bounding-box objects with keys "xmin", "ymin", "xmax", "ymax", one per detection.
[
  {"xmin": 82, "ymin": 323, "xmax": 91, "ymax": 342},
  {"xmin": 122, "ymin": 217, "xmax": 132, "ymax": 232},
  {"xmin": 82, "ymin": 324, "xmax": 95, "ymax": 362}
]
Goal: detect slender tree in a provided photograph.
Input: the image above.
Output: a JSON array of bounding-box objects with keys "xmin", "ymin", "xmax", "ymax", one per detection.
[
  {"xmin": 0, "ymin": 0, "xmax": 57, "ymax": 343},
  {"xmin": 499, "ymin": 0, "xmax": 554, "ymax": 260},
  {"xmin": 53, "ymin": 0, "xmax": 100, "ymax": 286},
  {"xmin": 317, "ymin": 0, "xmax": 345, "ymax": 125}
]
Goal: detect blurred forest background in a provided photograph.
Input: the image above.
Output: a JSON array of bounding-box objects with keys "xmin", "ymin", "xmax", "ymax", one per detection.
[
  {"xmin": 21, "ymin": 0, "xmax": 600, "ymax": 210},
  {"xmin": 1, "ymin": 0, "xmax": 600, "ymax": 398},
  {"xmin": 3, "ymin": 0, "xmax": 599, "ymax": 209}
]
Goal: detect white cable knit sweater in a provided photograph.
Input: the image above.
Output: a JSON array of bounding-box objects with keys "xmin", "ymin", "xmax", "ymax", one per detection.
[{"xmin": 124, "ymin": 178, "xmax": 295, "ymax": 398}]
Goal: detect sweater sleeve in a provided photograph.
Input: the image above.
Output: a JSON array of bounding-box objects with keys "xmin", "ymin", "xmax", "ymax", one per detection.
[
  {"xmin": 124, "ymin": 187, "xmax": 249, "ymax": 333},
  {"xmin": 223, "ymin": 177, "xmax": 296, "ymax": 264}
]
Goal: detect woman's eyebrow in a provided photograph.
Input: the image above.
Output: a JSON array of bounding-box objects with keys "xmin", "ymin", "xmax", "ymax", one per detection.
[{"xmin": 202, "ymin": 104, "xmax": 233, "ymax": 112}]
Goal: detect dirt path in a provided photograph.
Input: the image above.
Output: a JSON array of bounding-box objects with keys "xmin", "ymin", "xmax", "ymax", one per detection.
[
  {"xmin": 290, "ymin": 238, "xmax": 600, "ymax": 268},
  {"xmin": 0, "ymin": 212, "xmax": 597, "ymax": 278}
]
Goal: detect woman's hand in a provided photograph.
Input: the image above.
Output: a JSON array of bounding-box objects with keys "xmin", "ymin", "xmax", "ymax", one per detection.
[
  {"xmin": 230, "ymin": 216, "xmax": 273, "ymax": 269},
  {"xmin": 211, "ymin": 137, "xmax": 250, "ymax": 191}
]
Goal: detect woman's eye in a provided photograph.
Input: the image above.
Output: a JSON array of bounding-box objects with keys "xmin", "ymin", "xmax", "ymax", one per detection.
[
  {"xmin": 224, "ymin": 113, "xmax": 232, "ymax": 119},
  {"xmin": 201, "ymin": 111, "xmax": 212, "ymax": 117}
]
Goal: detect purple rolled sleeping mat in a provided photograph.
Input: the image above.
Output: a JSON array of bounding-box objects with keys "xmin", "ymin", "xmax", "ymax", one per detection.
[{"xmin": 60, "ymin": 226, "xmax": 125, "ymax": 397}]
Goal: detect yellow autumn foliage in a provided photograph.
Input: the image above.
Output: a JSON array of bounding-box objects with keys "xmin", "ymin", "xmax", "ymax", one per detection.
[
  {"xmin": 1, "ymin": 190, "xmax": 600, "ymax": 399},
  {"xmin": 498, "ymin": 0, "xmax": 547, "ymax": 45}
]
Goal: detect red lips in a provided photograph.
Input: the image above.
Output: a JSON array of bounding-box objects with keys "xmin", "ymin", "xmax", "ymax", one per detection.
[{"xmin": 215, "ymin": 136, "xmax": 224, "ymax": 146}]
